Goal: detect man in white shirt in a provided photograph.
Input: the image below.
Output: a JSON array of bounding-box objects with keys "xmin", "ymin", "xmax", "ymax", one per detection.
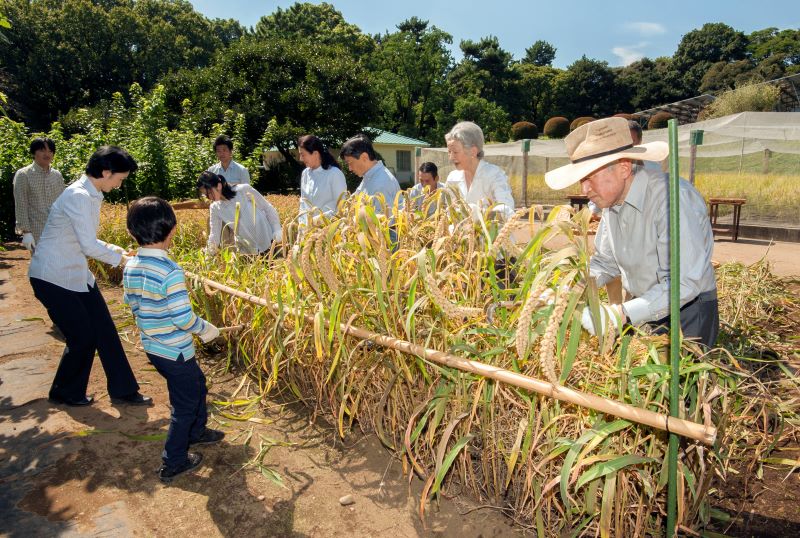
[
  {"xmin": 207, "ymin": 135, "xmax": 250, "ymax": 186},
  {"xmin": 545, "ymin": 117, "xmax": 718, "ymax": 347},
  {"xmin": 339, "ymin": 135, "xmax": 400, "ymax": 214}
]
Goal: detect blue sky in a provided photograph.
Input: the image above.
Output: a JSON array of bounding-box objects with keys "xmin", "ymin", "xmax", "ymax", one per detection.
[{"xmin": 190, "ymin": 1, "xmax": 799, "ymax": 68}]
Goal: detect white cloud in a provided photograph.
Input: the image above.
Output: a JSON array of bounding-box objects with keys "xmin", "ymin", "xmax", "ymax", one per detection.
[
  {"xmin": 612, "ymin": 43, "xmax": 648, "ymax": 66},
  {"xmin": 625, "ymin": 22, "xmax": 667, "ymax": 35}
]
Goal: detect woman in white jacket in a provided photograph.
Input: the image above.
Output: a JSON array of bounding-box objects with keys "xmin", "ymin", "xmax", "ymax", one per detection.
[
  {"xmin": 196, "ymin": 171, "xmax": 282, "ymax": 255},
  {"xmin": 444, "ymin": 121, "xmax": 515, "ymax": 221},
  {"xmin": 297, "ymin": 134, "xmax": 347, "ymax": 232}
]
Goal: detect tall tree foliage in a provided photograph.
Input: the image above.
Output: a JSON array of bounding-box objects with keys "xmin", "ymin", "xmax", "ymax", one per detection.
[
  {"xmin": 164, "ymin": 37, "xmax": 377, "ymax": 168},
  {"xmin": 0, "ymin": 0, "xmax": 244, "ymax": 128},
  {"xmin": 672, "ymin": 23, "xmax": 749, "ymax": 97},
  {"xmin": 254, "ymin": 2, "xmax": 373, "ymax": 57},
  {"xmin": 370, "ymin": 17, "xmax": 453, "ymax": 141}
]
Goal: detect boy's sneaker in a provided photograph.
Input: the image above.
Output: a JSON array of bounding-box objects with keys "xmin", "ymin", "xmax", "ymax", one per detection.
[
  {"xmin": 157, "ymin": 452, "xmax": 203, "ymax": 484},
  {"xmin": 189, "ymin": 428, "xmax": 225, "ymax": 446}
]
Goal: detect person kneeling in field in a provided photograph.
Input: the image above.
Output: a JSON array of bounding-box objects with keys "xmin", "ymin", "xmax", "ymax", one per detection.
[
  {"xmin": 197, "ymin": 171, "xmax": 282, "ymax": 255},
  {"xmin": 545, "ymin": 117, "xmax": 718, "ymax": 348},
  {"xmin": 123, "ymin": 197, "xmax": 224, "ymax": 483}
]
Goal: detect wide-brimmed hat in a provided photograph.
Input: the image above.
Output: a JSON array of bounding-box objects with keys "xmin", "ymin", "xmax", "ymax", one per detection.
[{"xmin": 544, "ymin": 117, "xmax": 669, "ymax": 190}]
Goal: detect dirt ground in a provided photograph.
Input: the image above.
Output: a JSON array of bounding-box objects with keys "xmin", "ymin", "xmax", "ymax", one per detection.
[
  {"xmin": 1, "ymin": 238, "xmax": 798, "ymax": 537},
  {"xmin": 0, "ymin": 245, "xmax": 519, "ymax": 538}
]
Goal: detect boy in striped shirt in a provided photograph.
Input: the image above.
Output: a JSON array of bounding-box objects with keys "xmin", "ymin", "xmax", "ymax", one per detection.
[{"xmin": 123, "ymin": 197, "xmax": 224, "ymax": 483}]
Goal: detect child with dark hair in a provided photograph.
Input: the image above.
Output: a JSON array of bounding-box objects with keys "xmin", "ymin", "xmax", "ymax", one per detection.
[{"xmin": 123, "ymin": 196, "xmax": 224, "ymax": 483}]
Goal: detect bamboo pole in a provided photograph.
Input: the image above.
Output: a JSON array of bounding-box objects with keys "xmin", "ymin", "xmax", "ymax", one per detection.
[
  {"xmin": 667, "ymin": 119, "xmax": 682, "ymax": 537},
  {"xmin": 187, "ymin": 271, "xmax": 717, "ymax": 446}
]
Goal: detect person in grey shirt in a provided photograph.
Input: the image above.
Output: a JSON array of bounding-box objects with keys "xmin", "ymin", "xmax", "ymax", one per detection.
[
  {"xmin": 401, "ymin": 161, "xmax": 445, "ymax": 217},
  {"xmin": 13, "ymin": 137, "xmax": 65, "ymax": 249},
  {"xmin": 29, "ymin": 146, "xmax": 151, "ymax": 407},
  {"xmin": 339, "ymin": 134, "xmax": 400, "ymax": 214},
  {"xmin": 545, "ymin": 117, "xmax": 718, "ymax": 348},
  {"xmin": 207, "ymin": 135, "xmax": 250, "ymax": 186}
]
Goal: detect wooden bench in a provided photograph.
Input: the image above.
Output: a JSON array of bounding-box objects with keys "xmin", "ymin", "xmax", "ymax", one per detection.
[{"xmin": 707, "ymin": 197, "xmax": 746, "ymax": 241}]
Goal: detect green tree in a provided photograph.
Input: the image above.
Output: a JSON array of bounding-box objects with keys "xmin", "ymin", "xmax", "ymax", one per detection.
[
  {"xmin": 617, "ymin": 57, "xmax": 682, "ymax": 111},
  {"xmin": 369, "ymin": 17, "xmax": 453, "ymax": 141},
  {"xmin": 254, "ymin": 2, "xmax": 373, "ymax": 57},
  {"xmin": 513, "ymin": 63, "xmax": 560, "ymax": 124},
  {"xmin": 748, "ymin": 28, "xmax": 800, "ymax": 67},
  {"xmin": 672, "ymin": 23, "xmax": 749, "ymax": 97},
  {"xmin": 451, "ymin": 95, "xmax": 510, "ymax": 142},
  {"xmin": 553, "ymin": 56, "xmax": 622, "ymax": 118},
  {"xmin": 522, "ymin": 40, "xmax": 556, "ymax": 67},
  {"xmin": 0, "ymin": 0, "xmax": 237, "ymax": 128},
  {"xmin": 449, "ymin": 36, "xmax": 520, "ymax": 116},
  {"xmin": 163, "ymin": 37, "xmax": 377, "ymax": 182}
]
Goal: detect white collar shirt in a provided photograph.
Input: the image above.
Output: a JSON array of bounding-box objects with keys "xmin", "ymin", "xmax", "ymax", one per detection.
[
  {"xmin": 445, "ymin": 160, "xmax": 515, "ymax": 220},
  {"xmin": 29, "ymin": 175, "xmax": 124, "ymax": 292},
  {"xmin": 299, "ymin": 165, "xmax": 348, "ymax": 227},
  {"xmin": 207, "ymin": 184, "xmax": 282, "ymax": 254},
  {"xmin": 207, "ymin": 160, "xmax": 250, "ymax": 185},
  {"xmin": 589, "ymin": 168, "xmax": 717, "ymax": 325}
]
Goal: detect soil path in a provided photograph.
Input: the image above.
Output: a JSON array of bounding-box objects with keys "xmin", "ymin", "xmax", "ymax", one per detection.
[{"xmin": 0, "ymin": 245, "xmax": 519, "ymax": 537}]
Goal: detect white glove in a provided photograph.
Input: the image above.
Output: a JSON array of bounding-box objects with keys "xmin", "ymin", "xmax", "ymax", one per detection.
[
  {"xmin": 198, "ymin": 322, "xmax": 220, "ymax": 343},
  {"xmin": 109, "ymin": 244, "xmax": 127, "ymax": 256},
  {"xmin": 22, "ymin": 233, "xmax": 35, "ymax": 251},
  {"xmin": 119, "ymin": 255, "xmax": 132, "ymax": 268},
  {"xmin": 581, "ymin": 304, "xmax": 624, "ymax": 337}
]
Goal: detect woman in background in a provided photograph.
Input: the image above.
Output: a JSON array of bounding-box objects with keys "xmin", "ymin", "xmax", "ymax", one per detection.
[
  {"xmin": 196, "ymin": 171, "xmax": 282, "ymax": 255},
  {"xmin": 29, "ymin": 146, "xmax": 150, "ymax": 407},
  {"xmin": 297, "ymin": 135, "xmax": 347, "ymax": 232}
]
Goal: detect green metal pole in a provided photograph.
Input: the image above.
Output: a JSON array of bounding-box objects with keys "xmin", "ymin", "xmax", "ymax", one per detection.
[{"xmin": 666, "ymin": 120, "xmax": 682, "ymax": 537}]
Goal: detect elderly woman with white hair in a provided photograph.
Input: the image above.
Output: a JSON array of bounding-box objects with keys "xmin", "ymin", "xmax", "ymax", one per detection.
[{"xmin": 444, "ymin": 121, "xmax": 515, "ymax": 220}]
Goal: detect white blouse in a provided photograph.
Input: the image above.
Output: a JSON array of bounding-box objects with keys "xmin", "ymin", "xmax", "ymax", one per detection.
[
  {"xmin": 208, "ymin": 184, "xmax": 282, "ymax": 254},
  {"xmin": 445, "ymin": 160, "xmax": 515, "ymax": 220},
  {"xmin": 299, "ymin": 165, "xmax": 348, "ymax": 227}
]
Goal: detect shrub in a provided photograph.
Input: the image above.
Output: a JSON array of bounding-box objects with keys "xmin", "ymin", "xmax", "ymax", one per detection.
[
  {"xmin": 543, "ymin": 117, "xmax": 570, "ymax": 139},
  {"xmin": 511, "ymin": 121, "xmax": 538, "ymax": 140},
  {"xmin": 647, "ymin": 111, "xmax": 673, "ymax": 129},
  {"xmin": 702, "ymin": 82, "xmax": 780, "ymax": 120},
  {"xmin": 570, "ymin": 116, "xmax": 595, "ymax": 131},
  {"xmin": 613, "ymin": 113, "xmax": 640, "ymax": 121}
]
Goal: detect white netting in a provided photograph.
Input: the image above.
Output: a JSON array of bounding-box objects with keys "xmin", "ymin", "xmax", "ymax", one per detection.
[{"xmin": 420, "ymin": 112, "xmax": 800, "ymax": 226}]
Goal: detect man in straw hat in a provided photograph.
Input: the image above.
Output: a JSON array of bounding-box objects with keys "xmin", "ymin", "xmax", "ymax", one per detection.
[{"xmin": 545, "ymin": 117, "xmax": 718, "ymax": 347}]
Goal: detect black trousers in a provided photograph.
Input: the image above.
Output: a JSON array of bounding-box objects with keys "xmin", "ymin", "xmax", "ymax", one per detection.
[
  {"xmin": 148, "ymin": 353, "xmax": 208, "ymax": 469},
  {"xmin": 648, "ymin": 290, "xmax": 720, "ymax": 349},
  {"xmin": 30, "ymin": 278, "xmax": 140, "ymax": 400}
]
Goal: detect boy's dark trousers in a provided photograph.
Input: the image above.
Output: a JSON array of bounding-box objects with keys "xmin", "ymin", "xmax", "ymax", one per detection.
[
  {"xmin": 30, "ymin": 277, "xmax": 140, "ymax": 401},
  {"xmin": 147, "ymin": 353, "xmax": 208, "ymax": 470}
]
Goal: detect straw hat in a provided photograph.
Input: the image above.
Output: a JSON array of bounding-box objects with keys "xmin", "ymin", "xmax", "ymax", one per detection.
[{"xmin": 544, "ymin": 117, "xmax": 669, "ymax": 190}]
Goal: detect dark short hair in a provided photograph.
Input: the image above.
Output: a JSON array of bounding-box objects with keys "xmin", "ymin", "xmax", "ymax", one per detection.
[
  {"xmin": 339, "ymin": 135, "xmax": 377, "ymax": 161},
  {"xmin": 298, "ymin": 134, "xmax": 340, "ymax": 170},
  {"xmin": 30, "ymin": 137, "xmax": 56, "ymax": 155},
  {"xmin": 85, "ymin": 146, "xmax": 138, "ymax": 178},
  {"xmin": 628, "ymin": 120, "xmax": 643, "ymax": 144},
  {"xmin": 196, "ymin": 171, "xmax": 235, "ymax": 200},
  {"xmin": 126, "ymin": 196, "xmax": 177, "ymax": 246},
  {"xmin": 418, "ymin": 161, "xmax": 438, "ymax": 177},
  {"xmin": 213, "ymin": 135, "xmax": 233, "ymax": 151}
]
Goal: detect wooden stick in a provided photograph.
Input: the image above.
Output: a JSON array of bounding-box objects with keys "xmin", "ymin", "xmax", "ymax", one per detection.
[{"xmin": 187, "ymin": 271, "xmax": 717, "ymax": 445}]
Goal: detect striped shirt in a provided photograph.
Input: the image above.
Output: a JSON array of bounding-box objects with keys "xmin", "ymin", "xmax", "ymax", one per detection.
[
  {"xmin": 123, "ymin": 248, "xmax": 210, "ymax": 361},
  {"xmin": 13, "ymin": 162, "xmax": 66, "ymax": 242},
  {"xmin": 29, "ymin": 175, "xmax": 124, "ymax": 292}
]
